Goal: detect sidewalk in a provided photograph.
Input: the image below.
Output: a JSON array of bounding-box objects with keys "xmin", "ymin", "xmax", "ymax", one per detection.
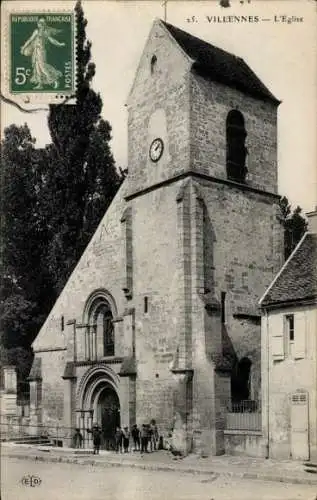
[{"xmin": 2, "ymin": 442, "xmax": 317, "ymax": 486}]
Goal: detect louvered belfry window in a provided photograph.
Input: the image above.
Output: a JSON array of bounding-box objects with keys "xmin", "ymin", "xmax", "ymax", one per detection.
[{"xmin": 226, "ymin": 110, "xmax": 248, "ymax": 183}]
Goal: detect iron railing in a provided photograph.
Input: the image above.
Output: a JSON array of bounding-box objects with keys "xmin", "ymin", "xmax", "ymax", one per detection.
[{"xmin": 224, "ymin": 400, "xmax": 261, "ymax": 431}]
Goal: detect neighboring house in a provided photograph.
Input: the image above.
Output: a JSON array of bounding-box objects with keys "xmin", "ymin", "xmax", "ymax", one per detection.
[
  {"xmin": 260, "ymin": 210, "xmax": 317, "ymax": 460},
  {"xmin": 29, "ymin": 19, "xmax": 284, "ymax": 456}
]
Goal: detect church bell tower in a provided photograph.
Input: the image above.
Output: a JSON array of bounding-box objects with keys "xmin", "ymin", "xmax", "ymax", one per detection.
[{"xmin": 125, "ymin": 19, "xmax": 283, "ymax": 456}]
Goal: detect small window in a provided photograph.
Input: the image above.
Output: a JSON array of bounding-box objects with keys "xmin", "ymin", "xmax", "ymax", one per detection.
[
  {"xmin": 286, "ymin": 314, "xmax": 294, "ymax": 342},
  {"xmin": 61, "ymin": 315, "xmax": 64, "ymax": 332},
  {"xmin": 150, "ymin": 55, "xmax": 157, "ymax": 74},
  {"xmin": 144, "ymin": 296, "xmax": 148, "ymax": 314},
  {"xmin": 221, "ymin": 292, "xmax": 226, "ymax": 324}
]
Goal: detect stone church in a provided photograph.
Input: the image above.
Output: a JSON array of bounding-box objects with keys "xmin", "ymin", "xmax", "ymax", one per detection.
[{"xmin": 29, "ymin": 19, "xmax": 284, "ymax": 455}]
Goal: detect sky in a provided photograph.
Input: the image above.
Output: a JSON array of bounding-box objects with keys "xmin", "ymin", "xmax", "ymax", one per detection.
[{"xmin": 1, "ymin": 0, "xmax": 317, "ymax": 213}]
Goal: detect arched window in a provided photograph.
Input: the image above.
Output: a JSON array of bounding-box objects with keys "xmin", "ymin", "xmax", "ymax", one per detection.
[
  {"xmin": 84, "ymin": 290, "xmax": 117, "ymax": 360},
  {"xmin": 226, "ymin": 110, "xmax": 248, "ymax": 183},
  {"xmin": 231, "ymin": 357, "xmax": 252, "ymax": 405},
  {"xmin": 150, "ymin": 55, "xmax": 157, "ymax": 75},
  {"xmin": 94, "ymin": 303, "xmax": 114, "ymax": 357}
]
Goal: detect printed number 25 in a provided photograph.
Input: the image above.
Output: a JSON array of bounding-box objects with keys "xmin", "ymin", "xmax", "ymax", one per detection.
[{"xmin": 15, "ymin": 67, "xmax": 31, "ymax": 85}]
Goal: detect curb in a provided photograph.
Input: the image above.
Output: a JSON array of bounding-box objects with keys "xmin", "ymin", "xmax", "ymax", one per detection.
[{"xmin": 4, "ymin": 452, "xmax": 317, "ymax": 486}]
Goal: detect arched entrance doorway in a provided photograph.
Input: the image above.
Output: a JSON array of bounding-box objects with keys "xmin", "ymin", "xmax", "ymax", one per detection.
[
  {"xmin": 76, "ymin": 365, "xmax": 121, "ymax": 450},
  {"xmin": 97, "ymin": 387, "xmax": 120, "ymax": 450}
]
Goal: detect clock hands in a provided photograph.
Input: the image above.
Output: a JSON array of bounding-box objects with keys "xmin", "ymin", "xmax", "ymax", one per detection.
[{"xmin": 149, "ymin": 138, "xmax": 164, "ymax": 162}]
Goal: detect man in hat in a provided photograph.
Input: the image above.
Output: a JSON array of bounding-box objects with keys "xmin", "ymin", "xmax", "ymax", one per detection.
[{"xmin": 87, "ymin": 423, "xmax": 102, "ymax": 455}]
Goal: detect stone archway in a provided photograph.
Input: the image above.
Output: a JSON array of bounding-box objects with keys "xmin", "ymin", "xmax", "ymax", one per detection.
[{"xmin": 76, "ymin": 365, "xmax": 121, "ymax": 449}]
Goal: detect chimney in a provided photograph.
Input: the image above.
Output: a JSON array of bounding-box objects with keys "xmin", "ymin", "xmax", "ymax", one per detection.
[{"xmin": 307, "ymin": 206, "xmax": 317, "ymax": 233}]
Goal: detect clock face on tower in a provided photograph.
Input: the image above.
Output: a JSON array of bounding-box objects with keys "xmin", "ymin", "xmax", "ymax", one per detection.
[{"xmin": 149, "ymin": 138, "xmax": 164, "ymax": 162}]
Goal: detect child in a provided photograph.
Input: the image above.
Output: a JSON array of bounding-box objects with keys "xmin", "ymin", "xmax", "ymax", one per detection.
[
  {"xmin": 115, "ymin": 426, "xmax": 123, "ymax": 453},
  {"xmin": 87, "ymin": 424, "xmax": 101, "ymax": 455},
  {"xmin": 122, "ymin": 426, "xmax": 130, "ymax": 453},
  {"xmin": 149, "ymin": 419, "xmax": 159, "ymax": 452},
  {"xmin": 73, "ymin": 428, "xmax": 83, "ymax": 449}
]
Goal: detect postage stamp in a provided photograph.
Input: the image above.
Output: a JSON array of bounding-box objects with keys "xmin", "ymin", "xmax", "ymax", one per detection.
[{"xmin": 1, "ymin": 7, "xmax": 76, "ymax": 105}]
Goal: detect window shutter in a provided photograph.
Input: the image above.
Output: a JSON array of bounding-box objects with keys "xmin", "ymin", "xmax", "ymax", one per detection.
[
  {"xmin": 270, "ymin": 314, "xmax": 285, "ymax": 360},
  {"xmin": 294, "ymin": 312, "xmax": 306, "ymax": 359}
]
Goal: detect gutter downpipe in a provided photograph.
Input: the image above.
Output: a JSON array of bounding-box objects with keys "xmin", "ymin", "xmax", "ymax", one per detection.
[{"xmin": 265, "ymin": 308, "xmax": 270, "ymax": 459}]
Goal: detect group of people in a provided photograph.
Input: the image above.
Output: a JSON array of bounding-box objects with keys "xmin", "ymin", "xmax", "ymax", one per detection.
[
  {"xmin": 72, "ymin": 419, "xmax": 160, "ymax": 455},
  {"xmin": 115, "ymin": 420, "xmax": 159, "ymax": 453}
]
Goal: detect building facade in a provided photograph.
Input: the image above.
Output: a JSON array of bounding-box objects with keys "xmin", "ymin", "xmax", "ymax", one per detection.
[
  {"xmin": 29, "ymin": 19, "xmax": 284, "ymax": 455},
  {"xmin": 260, "ymin": 211, "xmax": 317, "ymax": 460}
]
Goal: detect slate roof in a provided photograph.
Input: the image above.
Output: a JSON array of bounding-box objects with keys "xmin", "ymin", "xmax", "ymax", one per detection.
[
  {"xmin": 260, "ymin": 233, "xmax": 317, "ymax": 307},
  {"xmin": 162, "ymin": 21, "xmax": 279, "ymax": 104}
]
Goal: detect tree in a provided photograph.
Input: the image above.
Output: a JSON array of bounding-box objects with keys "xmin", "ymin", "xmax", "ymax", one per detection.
[
  {"xmin": 0, "ymin": 125, "xmax": 54, "ymax": 349},
  {"xmin": 43, "ymin": 0, "xmax": 123, "ymax": 293},
  {"xmin": 0, "ymin": 124, "xmax": 47, "ymax": 392},
  {"xmin": 278, "ymin": 196, "xmax": 308, "ymax": 260}
]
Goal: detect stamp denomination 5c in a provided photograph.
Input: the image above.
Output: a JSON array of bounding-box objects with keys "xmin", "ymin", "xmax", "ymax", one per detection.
[{"xmin": 1, "ymin": 5, "xmax": 76, "ymax": 106}]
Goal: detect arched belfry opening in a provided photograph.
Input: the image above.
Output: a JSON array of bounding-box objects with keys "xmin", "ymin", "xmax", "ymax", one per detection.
[{"xmin": 226, "ymin": 110, "xmax": 248, "ymax": 183}]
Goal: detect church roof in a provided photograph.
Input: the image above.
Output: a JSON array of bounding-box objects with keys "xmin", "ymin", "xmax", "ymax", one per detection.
[
  {"xmin": 260, "ymin": 233, "xmax": 317, "ymax": 307},
  {"xmin": 162, "ymin": 21, "xmax": 279, "ymax": 104}
]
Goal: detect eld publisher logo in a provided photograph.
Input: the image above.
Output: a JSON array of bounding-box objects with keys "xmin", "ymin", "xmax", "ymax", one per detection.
[{"xmin": 21, "ymin": 475, "xmax": 42, "ymax": 487}]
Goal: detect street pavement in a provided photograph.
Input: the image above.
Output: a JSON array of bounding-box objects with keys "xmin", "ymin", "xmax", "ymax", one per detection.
[
  {"xmin": 2, "ymin": 442, "xmax": 317, "ymax": 486},
  {"xmin": 2, "ymin": 456, "xmax": 317, "ymax": 500}
]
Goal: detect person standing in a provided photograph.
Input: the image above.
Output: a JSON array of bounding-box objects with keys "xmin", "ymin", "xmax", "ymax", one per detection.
[
  {"xmin": 115, "ymin": 426, "xmax": 123, "ymax": 453},
  {"xmin": 131, "ymin": 424, "xmax": 140, "ymax": 451},
  {"xmin": 73, "ymin": 428, "xmax": 83, "ymax": 449},
  {"xmin": 122, "ymin": 426, "xmax": 130, "ymax": 453},
  {"xmin": 87, "ymin": 424, "xmax": 102, "ymax": 455},
  {"xmin": 140, "ymin": 424, "xmax": 149, "ymax": 453},
  {"xmin": 149, "ymin": 419, "xmax": 159, "ymax": 452}
]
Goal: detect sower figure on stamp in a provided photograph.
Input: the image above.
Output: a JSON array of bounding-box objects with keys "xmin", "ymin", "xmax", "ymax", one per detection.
[
  {"xmin": 20, "ymin": 18, "xmax": 65, "ymax": 90},
  {"xmin": 86, "ymin": 423, "xmax": 102, "ymax": 455}
]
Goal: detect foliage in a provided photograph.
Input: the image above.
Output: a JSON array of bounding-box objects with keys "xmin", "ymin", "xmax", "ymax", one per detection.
[
  {"xmin": 0, "ymin": 125, "xmax": 54, "ymax": 349},
  {"xmin": 278, "ymin": 196, "xmax": 308, "ymax": 259}
]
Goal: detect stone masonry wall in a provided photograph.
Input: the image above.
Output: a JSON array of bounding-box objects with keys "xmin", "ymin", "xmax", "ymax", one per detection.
[
  {"xmin": 190, "ymin": 73, "xmax": 278, "ymax": 194},
  {"xmin": 126, "ymin": 20, "xmax": 191, "ymax": 196},
  {"xmin": 192, "ymin": 180, "xmax": 283, "ymax": 403},
  {"xmin": 132, "ymin": 183, "xmax": 181, "ymax": 431},
  {"xmin": 32, "ymin": 184, "xmax": 128, "ymax": 427}
]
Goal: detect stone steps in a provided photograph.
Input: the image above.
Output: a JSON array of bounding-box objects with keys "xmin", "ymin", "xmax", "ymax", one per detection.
[
  {"xmin": 303, "ymin": 462, "xmax": 317, "ymax": 474},
  {"xmin": 3, "ymin": 436, "xmax": 53, "ymax": 445}
]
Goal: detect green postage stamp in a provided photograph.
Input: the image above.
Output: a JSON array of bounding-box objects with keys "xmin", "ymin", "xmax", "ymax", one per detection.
[{"xmin": 2, "ymin": 6, "xmax": 76, "ymax": 105}]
